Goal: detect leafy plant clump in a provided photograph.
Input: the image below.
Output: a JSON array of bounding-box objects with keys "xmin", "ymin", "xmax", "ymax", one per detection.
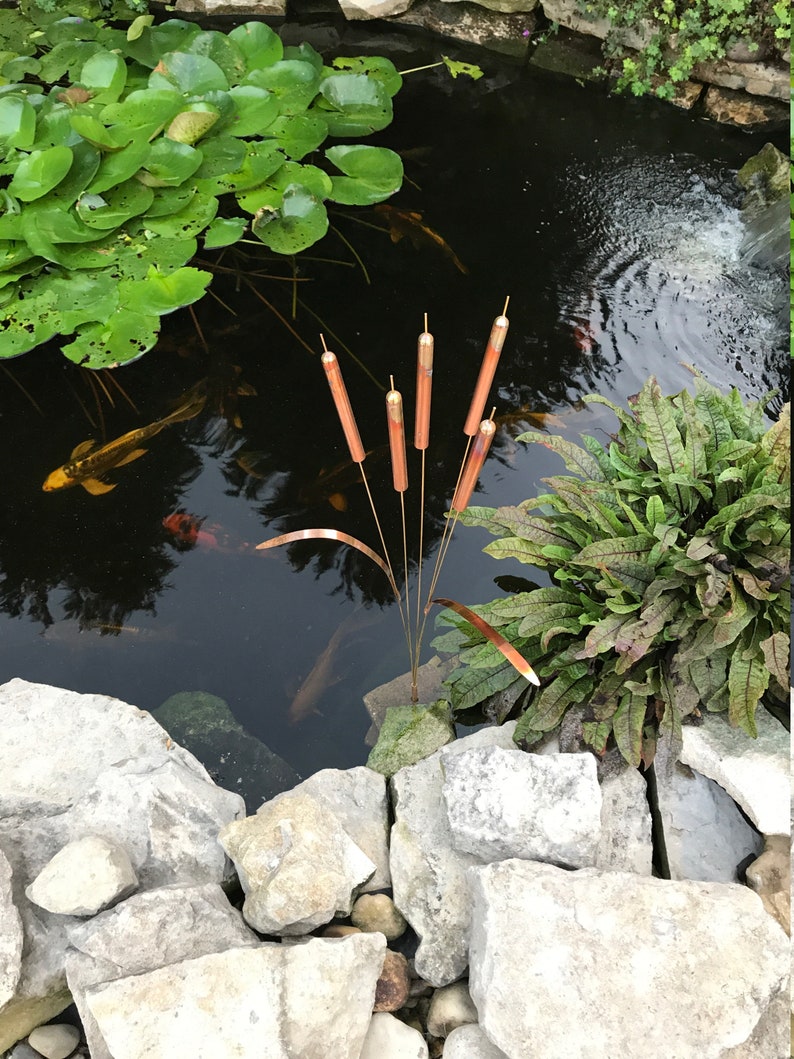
[
  {"xmin": 0, "ymin": 9, "xmax": 405, "ymax": 366},
  {"xmin": 577, "ymin": 0, "xmax": 790, "ymax": 98},
  {"xmin": 433, "ymin": 376, "xmax": 790, "ymax": 767}
]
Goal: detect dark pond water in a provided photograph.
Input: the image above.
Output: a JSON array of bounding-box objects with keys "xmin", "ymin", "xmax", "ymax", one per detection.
[{"xmin": 0, "ymin": 17, "xmax": 788, "ymax": 807}]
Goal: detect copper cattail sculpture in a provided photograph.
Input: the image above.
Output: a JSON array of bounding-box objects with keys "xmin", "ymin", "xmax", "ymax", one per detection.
[{"xmin": 257, "ymin": 303, "xmax": 540, "ymax": 709}]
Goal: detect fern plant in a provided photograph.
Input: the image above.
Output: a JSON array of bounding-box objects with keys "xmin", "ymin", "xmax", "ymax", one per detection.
[{"xmin": 433, "ymin": 376, "xmax": 790, "ymax": 767}]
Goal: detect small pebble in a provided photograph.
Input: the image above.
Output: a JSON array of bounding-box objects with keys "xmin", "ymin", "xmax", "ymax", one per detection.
[
  {"xmin": 351, "ymin": 893, "xmax": 407, "ymax": 940},
  {"xmin": 426, "ymin": 980, "xmax": 478, "ymax": 1038},
  {"xmin": 321, "ymin": 923, "xmax": 362, "ymax": 938},
  {"xmin": 27, "ymin": 1023, "xmax": 81, "ymax": 1059},
  {"xmin": 374, "ymin": 950, "xmax": 411, "ymax": 1012}
]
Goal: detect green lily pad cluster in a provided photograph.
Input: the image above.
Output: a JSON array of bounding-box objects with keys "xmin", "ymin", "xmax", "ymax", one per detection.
[
  {"xmin": 433, "ymin": 377, "xmax": 790, "ymax": 767},
  {"xmin": 0, "ymin": 15, "xmax": 404, "ymax": 367}
]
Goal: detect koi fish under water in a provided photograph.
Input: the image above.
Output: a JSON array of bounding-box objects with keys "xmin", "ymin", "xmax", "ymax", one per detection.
[
  {"xmin": 288, "ymin": 605, "xmax": 383, "ymax": 724},
  {"xmin": 373, "ymin": 204, "xmax": 469, "ymax": 274},
  {"xmin": 43, "ymin": 387, "xmax": 207, "ymax": 495},
  {"xmin": 162, "ymin": 511, "xmax": 254, "ymax": 554}
]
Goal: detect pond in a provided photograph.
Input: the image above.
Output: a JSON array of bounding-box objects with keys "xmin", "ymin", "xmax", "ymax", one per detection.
[{"xmin": 0, "ymin": 16, "xmax": 788, "ymax": 808}]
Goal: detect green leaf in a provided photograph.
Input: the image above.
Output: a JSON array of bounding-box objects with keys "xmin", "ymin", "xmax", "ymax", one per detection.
[
  {"xmin": 228, "ymin": 21, "xmax": 283, "ymax": 71},
  {"xmin": 79, "ymin": 49, "xmax": 127, "ymax": 103},
  {"xmin": 149, "ymin": 51, "xmax": 229, "ymax": 95},
  {"xmin": 704, "ymin": 488, "xmax": 788, "ymax": 532},
  {"xmin": 524, "ymin": 666, "xmax": 593, "ymax": 732},
  {"xmin": 166, "ymin": 104, "xmax": 220, "ymax": 145},
  {"xmin": 727, "ymin": 653, "xmax": 769, "ymax": 738},
  {"xmin": 612, "ymin": 692, "xmax": 646, "ymax": 766},
  {"xmin": 127, "ymin": 14, "xmax": 155, "ymax": 42},
  {"xmin": 192, "ymin": 135, "xmax": 247, "ymax": 180},
  {"xmin": 442, "ymin": 55, "xmax": 484, "ymax": 80},
  {"xmin": 0, "ymin": 95, "xmax": 36, "ymax": 149},
  {"xmin": 186, "ymin": 30, "xmax": 246, "ymax": 86},
  {"xmin": 86, "ymin": 131, "xmax": 151, "ymax": 194},
  {"xmin": 447, "ymin": 659, "xmax": 522, "ymax": 713},
  {"xmin": 516, "ymin": 432, "xmax": 606, "ymax": 481},
  {"xmin": 227, "ymin": 85, "xmax": 280, "ymax": 137},
  {"xmin": 315, "ymin": 73, "xmax": 392, "ymax": 136},
  {"xmin": 196, "ymin": 139, "xmax": 283, "ymax": 195},
  {"xmin": 576, "ymin": 613, "xmax": 633, "ymax": 657},
  {"xmin": 326, "ymin": 145, "xmax": 403, "ymax": 205},
  {"xmin": 8, "ymin": 146, "xmax": 73, "ymax": 202},
  {"xmin": 203, "ymin": 216, "xmax": 247, "ymax": 248},
  {"xmin": 268, "ymin": 114, "xmax": 328, "ymax": 161},
  {"xmin": 251, "ymin": 183, "xmax": 328, "ymax": 254},
  {"xmin": 101, "ymin": 89, "xmax": 184, "ymax": 130},
  {"xmin": 76, "ymin": 179, "xmax": 155, "ymax": 230},
  {"xmin": 331, "ymin": 55, "xmax": 403, "ymax": 96},
  {"xmin": 61, "ymin": 306, "xmax": 161, "ymax": 368},
  {"xmin": 119, "ymin": 264, "xmax": 212, "ymax": 316},
  {"xmin": 137, "ymin": 139, "xmax": 203, "ymax": 187},
  {"xmin": 635, "ymin": 377, "xmax": 688, "ymax": 475},
  {"xmin": 484, "ymin": 537, "xmax": 552, "ymax": 566},
  {"xmin": 236, "ymin": 161, "xmax": 332, "ymax": 213},
  {"xmin": 244, "ymin": 61, "xmax": 320, "ymax": 115}
]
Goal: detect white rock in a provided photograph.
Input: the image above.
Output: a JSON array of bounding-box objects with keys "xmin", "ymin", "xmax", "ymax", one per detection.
[
  {"xmin": 65, "ymin": 883, "xmax": 259, "ymax": 1059},
  {"xmin": 0, "ymin": 679, "xmax": 210, "ymax": 816},
  {"xmin": 0, "ymin": 846, "xmax": 23, "ymax": 1008},
  {"xmin": 680, "ymin": 712, "xmax": 790, "ymax": 835},
  {"xmin": 64, "ymin": 757, "xmax": 244, "ymax": 890},
  {"xmin": 443, "ymin": 1024, "xmax": 510, "ymax": 1058},
  {"xmin": 337, "ymin": 0, "xmax": 412, "ymax": 21},
  {"xmin": 85, "ymin": 934, "xmax": 386, "ymax": 1059},
  {"xmin": 271, "ymin": 767, "xmax": 390, "ymax": 891},
  {"xmin": 467, "ymin": 859, "xmax": 789, "ymax": 1059},
  {"xmin": 656, "ymin": 761, "xmax": 763, "ymax": 882},
  {"xmin": 26, "ymin": 1023, "xmax": 80, "ymax": 1059},
  {"xmin": 441, "ymin": 746, "xmax": 602, "ymax": 867},
  {"xmin": 25, "ymin": 836, "xmax": 137, "ymax": 917},
  {"xmin": 359, "ymin": 1012, "xmax": 429, "ymax": 1058},
  {"xmin": 220, "ymin": 791, "xmax": 375, "ymax": 934},
  {"xmin": 389, "ymin": 723, "xmax": 519, "ymax": 987},
  {"xmin": 426, "ymin": 980, "xmax": 478, "ymax": 1037},
  {"xmin": 596, "ymin": 766, "xmax": 653, "ymax": 875}
]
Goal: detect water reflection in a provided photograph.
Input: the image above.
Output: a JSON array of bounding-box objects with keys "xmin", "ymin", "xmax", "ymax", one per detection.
[{"xmin": 0, "ymin": 23, "xmax": 788, "ymax": 781}]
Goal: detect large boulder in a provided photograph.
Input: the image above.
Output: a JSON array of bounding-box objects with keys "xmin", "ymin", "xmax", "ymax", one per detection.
[
  {"xmin": 467, "ymin": 860, "xmax": 789, "ymax": 1059},
  {"xmin": 84, "ymin": 934, "xmax": 386, "ymax": 1059}
]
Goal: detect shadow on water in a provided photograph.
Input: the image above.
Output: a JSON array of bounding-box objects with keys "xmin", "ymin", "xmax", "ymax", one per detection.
[{"xmin": 0, "ymin": 18, "xmax": 788, "ymax": 788}]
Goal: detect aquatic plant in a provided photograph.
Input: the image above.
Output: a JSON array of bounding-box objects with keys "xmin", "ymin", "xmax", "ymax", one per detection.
[
  {"xmin": 578, "ymin": 0, "xmax": 790, "ymax": 98},
  {"xmin": 433, "ymin": 376, "xmax": 790, "ymax": 766},
  {"xmin": 0, "ymin": 8, "xmax": 405, "ymax": 366}
]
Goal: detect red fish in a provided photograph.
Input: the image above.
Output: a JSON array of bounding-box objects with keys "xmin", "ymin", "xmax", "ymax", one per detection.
[{"xmin": 162, "ymin": 512, "xmax": 222, "ymax": 551}]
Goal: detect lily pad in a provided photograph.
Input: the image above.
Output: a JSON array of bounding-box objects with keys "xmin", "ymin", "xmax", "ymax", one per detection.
[
  {"xmin": 86, "ymin": 131, "xmax": 151, "ymax": 195},
  {"xmin": 195, "ymin": 138, "xmax": 284, "ymax": 195},
  {"xmin": 330, "ymin": 55, "xmax": 402, "ymax": 97},
  {"xmin": 326, "ymin": 145, "xmax": 403, "ymax": 205},
  {"xmin": 100, "ymin": 89, "xmax": 184, "ymax": 130},
  {"xmin": 166, "ymin": 104, "xmax": 220, "ymax": 145},
  {"xmin": 79, "ymin": 49, "xmax": 127, "ymax": 103},
  {"xmin": 237, "ymin": 161, "xmax": 332, "ymax": 214},
  {"xmin": 0, "ymin": 94, "xmax": 36, "ymax": 149},
  {"xmin": 119, "ymin": 264, "xmax": 212, "ymax": 316},
  {"xmin": 137, "ymin": 138, "xmax": 203, "ymax": 188},
  {"xmin": 61, "ymin": 305, "xmax": 161, "ymax": 367},
  {"xmin": 227, "ymin": 84, "xmax": 280, "ymax": 137},
  {"xmin": 243, "ymin": 61, "xmax": 320, "ymax": 115},
  {"xmin": 315, "ymin": 74, "xmax": 392, "ymax": 136},
  {"xmin": 228, "ymin": 22, "xmax": 283, "ymax": 71},
  {"xmin": 192, "ymin": 135, "xmax": 247, "ymax": 180},
  {"xmin": 77, "ymin": 179, "xmax": 155, "ymax": 229},
  {"xmin": 149, "ymin": 51, "xmax": 229, "ymax": 96},
  {"xmin": 251, "ymin": 183, "xmax": 328, "ymax": 254},
  {"xmin": 203, "ymin": 216, "xmax": 247, "ymax": 248},
  {"xmin": 187, "ymin": 30, "xmax": 246, "ymax": 86},
  {"xmin": 9, "ymin": 146, "xmax": 74, "ymax": 202},
  {"xmin": 139, "ymin": 191, "xmax": 217, "ymax": 238},
  {"xmin": 269, "ymin": 113, "xmax": 328, "ymax": 161}
]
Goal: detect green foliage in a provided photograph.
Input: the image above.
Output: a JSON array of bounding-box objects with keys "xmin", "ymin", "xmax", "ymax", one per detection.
[
  {"xmin": 0, "ymin": 9, "xmax": 404, "ymax": 366},
  {"xmin": 576, "ymin": 0, "xmax": 790, "ymax": 98},
  {"xmin": 433, "ymin": 377, "xmax": 790, "ymax": 766}
]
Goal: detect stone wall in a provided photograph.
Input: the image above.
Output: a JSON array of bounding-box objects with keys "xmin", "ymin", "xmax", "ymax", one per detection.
[{"xmin": 173, "ymin": 0, "xmax": 790, "ymax": 126}]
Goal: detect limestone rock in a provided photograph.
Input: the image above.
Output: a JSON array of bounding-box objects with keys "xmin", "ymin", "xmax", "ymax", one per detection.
[
  {"xmin": 595, "ymin": 765, "xmax": 653, "ymax": 875},
  {"xmin": 426, "ymin": 980, "xmax": 478, "ymax": 1037},
  {"xmin": 220, "ymin": 791, "xmax": 375, "ymax": 934},
  {"xmin": 85, "ymin": 934, "xmax": 386, "ymax": 1059},
  {"xmin": 0, "ymin": 678, "xmax": 210, "ymax": 816},
  {"xmin": 468, "ymin": 859, "xmax": 789, "ymax": 1059},
  {"xmin": 541, "ymin": 0, "xmax": 654, "ymax": 48},
  {"xmin": 443, "ymin": 1024, "xmax": 509, "ymax": 1058},
  {"xmin": 655, "ymin": 758, "xmax": 763, "ymax": 882},
  {"xmin": 65, "ymin": 882, "xmax": 259, "ymax": 1059},
  {"xmin": 373, "ymin": 950, "xmax": 411, "ymax": 1012},
  {"xmin": 529, "ymin": 32, "xmax": 606, "ymax": 81},
  {"xmin": 26, "ymin": 836, "xmax": 137, "ymax": 917},
  {"xmin": 702, "ymin": 86, "xmax": 788, "ymax": 128},
  {"xmin": 64, "ymin": 756, "xmax": 244, "ymax": 889},
  {"xmin": 389, "ymin": 723, "xmax": 518, "ymax": 987},
  {"xmin": 679, "ymin": 712, "xmax": 789, "ymax": 836},
  {"xmin": 745, "ymin": 835, "xmax": 790, "ymax": 935},
  {"xmin": 351, "ymin": 893, "xmax": 407, "ymax": 940},
  {"xmin": 26, "ymin": 1023, "xmax": 80, "ymax": 1059},
  {"xmin": 441, "ymin": 746, "xmax": 602, "ymax": 867},
  {"xmin": 394, "ymin": 1, "xmax": 534, "ymax": 57},
  {"xmin": 692, "ymin": 57, "xmax": 788, "ymax": 101},
  {"xmin": 279, "ymin": 767, "xmax": 390, "ymax": 891},
  {"xmin": 175, "ymin": 0, "xmax": 285, "ymax": 14},
  {"xmin": 337, "ymin": 0, "xmax": 412, "ymax": 21},
  {"xmin": 359, "ymin": 1012, "xmax": 429, "ymax": 1058},
  {"xmin": 367, "ymin": 701, "xmax": 455, "ymax": 778},
  {"xmin": 0, "ymin": 847, "xmax": 22, "ymax": 1009}
]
